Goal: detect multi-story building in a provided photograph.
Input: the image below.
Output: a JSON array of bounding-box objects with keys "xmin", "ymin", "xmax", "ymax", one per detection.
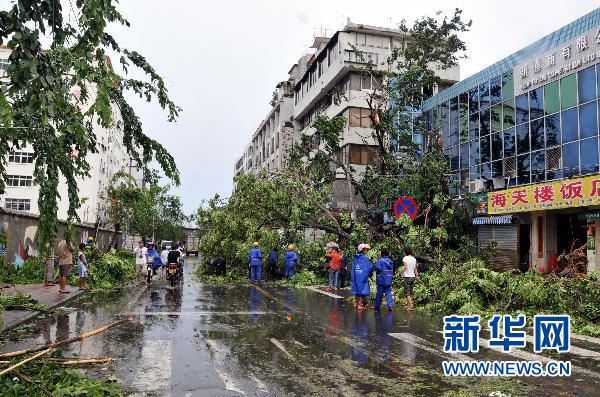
[
  {"xmin": 0, "ymin": 46, "xmax": 141, "ymax": 224},
  {"xmin": 235, "ymin": 20, "xmax": 460, "ymax": 209},
  {"xmin": 424, "ymin": 8, "xmax": 600, "ymax": 273}
]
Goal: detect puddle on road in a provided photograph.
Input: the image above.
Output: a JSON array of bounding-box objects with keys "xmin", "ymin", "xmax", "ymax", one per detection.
[{"xmin": 0, "ymin": 275, "xmax": 599, "ymax": 397}]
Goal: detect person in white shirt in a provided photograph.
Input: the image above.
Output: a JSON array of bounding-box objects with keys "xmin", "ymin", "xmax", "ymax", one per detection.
[
  {"xmin": 133, "ymin": 241, "xmax": 148, "ymax": 286},
  {"xmin": 402, "ymin": 246, "xmax": 419, "ymax": 311},
  {"xmin": 160, "ymin": 245, "xmax": 169, "ymax": 279}
]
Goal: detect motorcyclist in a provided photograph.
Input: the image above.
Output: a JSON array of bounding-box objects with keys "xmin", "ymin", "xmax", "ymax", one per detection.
[
  {"xmin": 146, "ymin": 243, "xmax": 163, "ymax": 275},
  {"xmin": 168, "ymin": 243, "xmax": 182, "ymax": 282}
]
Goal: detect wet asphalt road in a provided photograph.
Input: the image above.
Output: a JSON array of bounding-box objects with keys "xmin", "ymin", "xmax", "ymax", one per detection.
[{"xmin": 1, "ymin": 258, "xmax": 600, "ymax": 397}]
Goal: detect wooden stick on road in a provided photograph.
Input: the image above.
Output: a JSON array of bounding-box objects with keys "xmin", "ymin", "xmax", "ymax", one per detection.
[
  {"xmin": 0, "ymin": 316, "xmax": 133, "ymax": 359},
  {"xmin": 16, "ymin": 372, "xmax": 55, "ymax": 397},
  {"xmin": 0, "ymin": 348, "xmax": 52, "ymax": 376}
]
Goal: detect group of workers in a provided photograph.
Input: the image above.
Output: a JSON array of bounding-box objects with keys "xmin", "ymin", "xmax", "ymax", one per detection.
[{"xmin": 247, "ymin": 241, "xmax": 419, "ymax": 312}]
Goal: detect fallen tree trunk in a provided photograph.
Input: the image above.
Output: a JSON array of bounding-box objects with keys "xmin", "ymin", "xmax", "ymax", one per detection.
[
  {"xmin": 0, "ymin": 316, "xmax": 133, "ymax": 359},
  {"xmin": 0, "ymin": 348, "xmax": 52, "ymax": 376}
]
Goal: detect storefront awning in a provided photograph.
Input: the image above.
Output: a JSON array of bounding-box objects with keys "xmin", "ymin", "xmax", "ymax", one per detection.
[{"xmin": 472, "ymin": 215, "xmax": 514, "ymax": 225}]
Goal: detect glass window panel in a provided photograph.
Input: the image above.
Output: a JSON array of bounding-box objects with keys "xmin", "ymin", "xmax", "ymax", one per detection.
[
  {"xmin": 502, "ymin": 72, "xmax": 514, "ymax": 100},
  {"xmin": 450, "ymin": 97, "xmax": 459, "ymax": 123},
  {"xmin": 562, "ymin": 141, "xmax": 579, "ymax": 177},
  {"xmin": 545, "ymin": 113, "xmax": 561, "ymax": 147},
  {"xmin": 480, "ymin": 135, "xmax": 491, "ymax": 163},
  {"xmin": 459, "ymin": 116, "xmax": 469, "ymax": 142},
  {"xmin": 470, "ymin": 165, "xmax": 480, "ymax": 180},
  {"xmin": 561, "ymin": 108, "xmax": 578, "ymax": 143},
  {"xmin": 503, "ymin": 98, "xmax": 515, "ymax": 128},
  {"xmin": 581, "ymin": 137, "xmax": 599, "ymax": 175},
  {"xmin": 459, "ymin": 143, "xmax": 469, "ymax": 169},
  {"xmin": 530, "ymin": 118, "xmax": 544, "ymax": 151},
  {"xmin": 491, "ymin": 132, "xmax": 503, "ymax": 161},
  {"xmin": 503, "ymin": 127, "xmax": 516, "ymax": 157},
  {"xmin": 579, "ymin": 101, "xmax": 598, "ymax": 139},
  {"xmin": 469, "ymin": 112, "xmax": 479, "ymax": 140},
  {"xmin": 544, "ymin": 81, "xmax": 560, "ymax": 115},
  {"xmin": 481, "ymin": 162, "xmax": 491, "ymax": 180},
  {"xmin": 442, "ymin": 125, "xmax": 450, "ymax": 148},
  {"xmin": 516, "ymin": 122, "xmax": 530, "ymax": 154},
  {"xmin": 450, "ymin": 145, "xmax": 459, "ymax": 170},
  {"xmin": 492, "ymin": 160, "xmax": 503, "ymax": 178},
  {"xmin": 490, "ymin": 76, "xmax": 502, "ymax": 105},
  {"xmin": 469, "ymin": 139, "xmax": 480, "ymax": 166},
  {"xmin": 597, "ymin": 64, "xmax": 600, "ymax": 99},
  {"xmin": 529, "ymin": 86, "xmax": 544, "ymax": 120},
  {"xmin": 578, "ymin": 66, "xmax": 596, "ymax": 104},
  {"xmin": 480, "ymin": 108, "xmax": 490, "ymax": 136},
  {"xmin": 441, "ymin": 101, "xmax": 449, "ymax": 126},
  {"xmin": 515, "ymin": 94, "xmax": 529, "ymax": 124},
  {"xmin": 560, "ymin": 74, "xmax": 577, "ymax": 109},
  {"xmin": 491, "ymin": 104, "xmax": 502, "ymax": 133},
  {"xmin": 469, "ymin": 87, "xmax": 479, "ymax": 114},
  {"xmin": 531, "ymin": 150, "xmax": 545, "ymax": 183},
  {"xmin": 449, "ymin": 121, "xmax": 459, "ymax": 147},
  {"xmin": 517, "ymin": 153, "xmax": 531, "ymax": 185},
  {"xmin": 459, "ymin": 92, "xmax": 468, "ymax": 119},
  {"xmin": 479, "ymin": 82, "xmax": 490, "ymax": 110}
]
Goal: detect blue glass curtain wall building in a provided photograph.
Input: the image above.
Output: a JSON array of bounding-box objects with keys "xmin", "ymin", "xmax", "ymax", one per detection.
[{"xmin": 430, "ymin": 66, "xmax": 600, "ymax": 196}]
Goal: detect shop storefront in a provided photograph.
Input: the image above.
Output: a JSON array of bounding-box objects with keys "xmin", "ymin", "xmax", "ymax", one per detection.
[{"xmin": 423, "ymin": 9, "xmax": 600, "ymax": 273}]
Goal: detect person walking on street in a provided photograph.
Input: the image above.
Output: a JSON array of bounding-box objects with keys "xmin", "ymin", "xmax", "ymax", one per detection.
[
  {"xmin": 373, "ymin": 249, "xmax": 395, "ymax": 311},
  {"xmin": 248, "ymin": 242, "xmax": 264, "ymax": 285},
  {"xmin": 325, "ymin": 245, "xmax": 343, "ymax": 291},
  {"xmin": 284, "ymin": 244, "xmax": 298, "ymax": 279},
  {"xmin": 351, "ymin": 244, "xmax": 372, "ymax": 310},
  {"xmin": 77, "ymin": 243, "xmax": 89, "ymax": 291},
  {"xmin": 134, "ymin": 240, "xmax": 148, "ymax": 286},
  {"xmin": 43, "ymin": 255, "xmax": 54, "ymax": 286},
  {"xmin": 402, "ymin": 247, "xmax": 418, "ymax": 311},
  {"xmin": 160, "ymin": 245, "xmax": 169, "ymax": 279},
  {"xmin": 266, "ymin": 247, "xmax": 279, "ymax": 280},
  {"xmin": 57, "ymin": 239, "xmax": 74, "ymax": 294}
]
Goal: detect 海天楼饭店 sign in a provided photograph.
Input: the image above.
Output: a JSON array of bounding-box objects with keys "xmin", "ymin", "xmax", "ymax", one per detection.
[
  {"xmin": 488, "ymin": 175, "xmax": 600, "ymax": 215},
  {"xmin": 513, "ymin": 26, "xmax": 600, "ymax": 96}
]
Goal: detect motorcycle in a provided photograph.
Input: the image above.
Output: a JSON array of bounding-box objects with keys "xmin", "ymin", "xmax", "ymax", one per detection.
[{"xmin": 167, "ymin": 262, "xmax": 179, "ymax": 286}]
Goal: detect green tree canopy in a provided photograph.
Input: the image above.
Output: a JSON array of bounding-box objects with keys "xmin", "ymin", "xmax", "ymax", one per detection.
[{"xmin": 0, "ymin": 0, "xmax": 180, "ymax": 253}]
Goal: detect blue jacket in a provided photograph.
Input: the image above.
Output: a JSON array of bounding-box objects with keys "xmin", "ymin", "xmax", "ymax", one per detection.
[
  {"xmin": 341, "ymin": 254, "xmax": 349, "ymax": 275},
  {"xmin": 268, "ymin": 250, "xmax": 278, "ymax": 262},
  {"xmin": 247, "ymin": 247, "xmax": 263, "ymax": 266},
  {"xmin": 284, "ymin": 250, "xmax": 298, "ymax": 269},
  {"xmin": 147, "ymin": 249, "xmax": 163, "ymax": 270},
  {"xmin": 373, "ymin": 256, "xmax": 394, "ymax": 286},
  {"xmin": 351, "ymin": 253, "xmax": 372, "ymax": 296}
]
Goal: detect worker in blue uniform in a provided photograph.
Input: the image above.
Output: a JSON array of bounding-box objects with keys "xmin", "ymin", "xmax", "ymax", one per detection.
[
  {"xmin": 247, "ymin": 242, "xmax": 264, "ymax": 285},
  {"xmin": 373, "ymin": 249, "xmax": 395, "ymax": 311},
  {"xmin": 284, "ymin": 244, "xmax": 298, "ymax": 279}
]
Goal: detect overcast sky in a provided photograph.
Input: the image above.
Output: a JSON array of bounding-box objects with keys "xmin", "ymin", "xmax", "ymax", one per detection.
[{"xmin": 106, "ymin": 0, "xmax": 599, "ymax": 215}]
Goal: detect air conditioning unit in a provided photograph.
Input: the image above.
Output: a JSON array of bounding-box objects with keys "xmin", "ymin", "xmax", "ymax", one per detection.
[
  {"xmin": 469, "ymin": 179, "xmax": 485, "ymax": 193},
  {"xmin": 492, "ymin": 177, "xmax": 506, "ymax": 190}
]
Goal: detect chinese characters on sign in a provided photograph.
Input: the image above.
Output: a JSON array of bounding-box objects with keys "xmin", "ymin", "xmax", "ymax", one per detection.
[
  {"xmin": 514, "ymin": 26, "xmax": 600, "ymax": 96},
  {"xmin": 487, "ymin": 175, "xmax": 600, "ymax": 215},
  {"xmin": 443, "ymin": 314, "xmax": 570, "ymax": 354}
]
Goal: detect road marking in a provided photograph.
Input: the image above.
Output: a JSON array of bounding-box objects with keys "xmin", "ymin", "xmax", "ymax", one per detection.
[
  {"xmin": 270, "ymin": 338, "xmax": 296, "ymax": 361},
  {"xmin": 389, "ymin": 333, "xmax": 473, "ymax": 362},
  {"xmin": 132, "ymin": 339, "xmax": 171, "ymax": 392},
  {"xmin": 523, "ymin": 335, "xmax": 600, "ymax": 358},
  {"xmin": 303, "ymin": 285, "xmax": 344, "ymax": 299},
  {"xmin": 123, "ymin": 311, "xmax": 275, "ymax": 316},
  {"xmin": 205, "ymin": 339, "xmax": 245, "ymax": 395},
  {"xmin": 572, "ymin": 333, "xmax": 600, "ymax": 346},
  {"xmin": 122, "ymin": 283, "xmax": 149, "ymax": 312}
]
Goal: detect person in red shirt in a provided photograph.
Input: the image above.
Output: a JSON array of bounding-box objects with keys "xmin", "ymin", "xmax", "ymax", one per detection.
[{"xmin": 325, "ymin": 245, "xmax": 343, "ymax": 291}]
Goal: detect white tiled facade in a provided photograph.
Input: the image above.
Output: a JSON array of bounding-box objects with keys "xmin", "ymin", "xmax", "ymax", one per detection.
[
  {"xmin": 0, "ymin": 46, "xmax": 142, "ymax": 224},
  {"xmin": 234, "ymin": 20, "xmax": 460, "ymax": 209}
]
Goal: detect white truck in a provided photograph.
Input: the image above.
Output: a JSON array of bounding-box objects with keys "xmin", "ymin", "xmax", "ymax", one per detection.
[{"xmin": 185, "ymin": 234, "xmax": 199, "ymax": 256}]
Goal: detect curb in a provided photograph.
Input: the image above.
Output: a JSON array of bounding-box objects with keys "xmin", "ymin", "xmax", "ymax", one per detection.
[{"xmin": 0, "ymin": 288, "xmax": 87, "ymax": 334}]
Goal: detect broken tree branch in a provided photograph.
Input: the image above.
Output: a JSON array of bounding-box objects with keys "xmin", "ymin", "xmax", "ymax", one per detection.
[
  {"xmin": 0, "ymin": 348, "xmax": 52, "ymax": 376},
  {"xmin": 0, "ymin": 316, "xmax": 133, "ymax": 359},
  {"xmin": 16, "ymin": 372, "xmax": 55, "ymax": 397}
]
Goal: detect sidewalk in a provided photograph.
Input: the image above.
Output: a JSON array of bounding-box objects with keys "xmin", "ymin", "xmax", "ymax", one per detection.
[{"xmin": 0, "ymin": 283, "xmax": 85, "ymax": 333}]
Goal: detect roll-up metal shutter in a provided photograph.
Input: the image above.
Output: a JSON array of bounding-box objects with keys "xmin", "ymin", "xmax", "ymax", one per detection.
[{"xmin": 478, "ymin": 225, "xmax": 519, "ymax": 271}]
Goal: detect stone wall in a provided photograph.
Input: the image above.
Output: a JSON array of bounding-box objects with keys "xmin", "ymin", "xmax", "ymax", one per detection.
[{"xmin": 0, "ymin": 209, "xmax": 122, "ymax": 266}]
